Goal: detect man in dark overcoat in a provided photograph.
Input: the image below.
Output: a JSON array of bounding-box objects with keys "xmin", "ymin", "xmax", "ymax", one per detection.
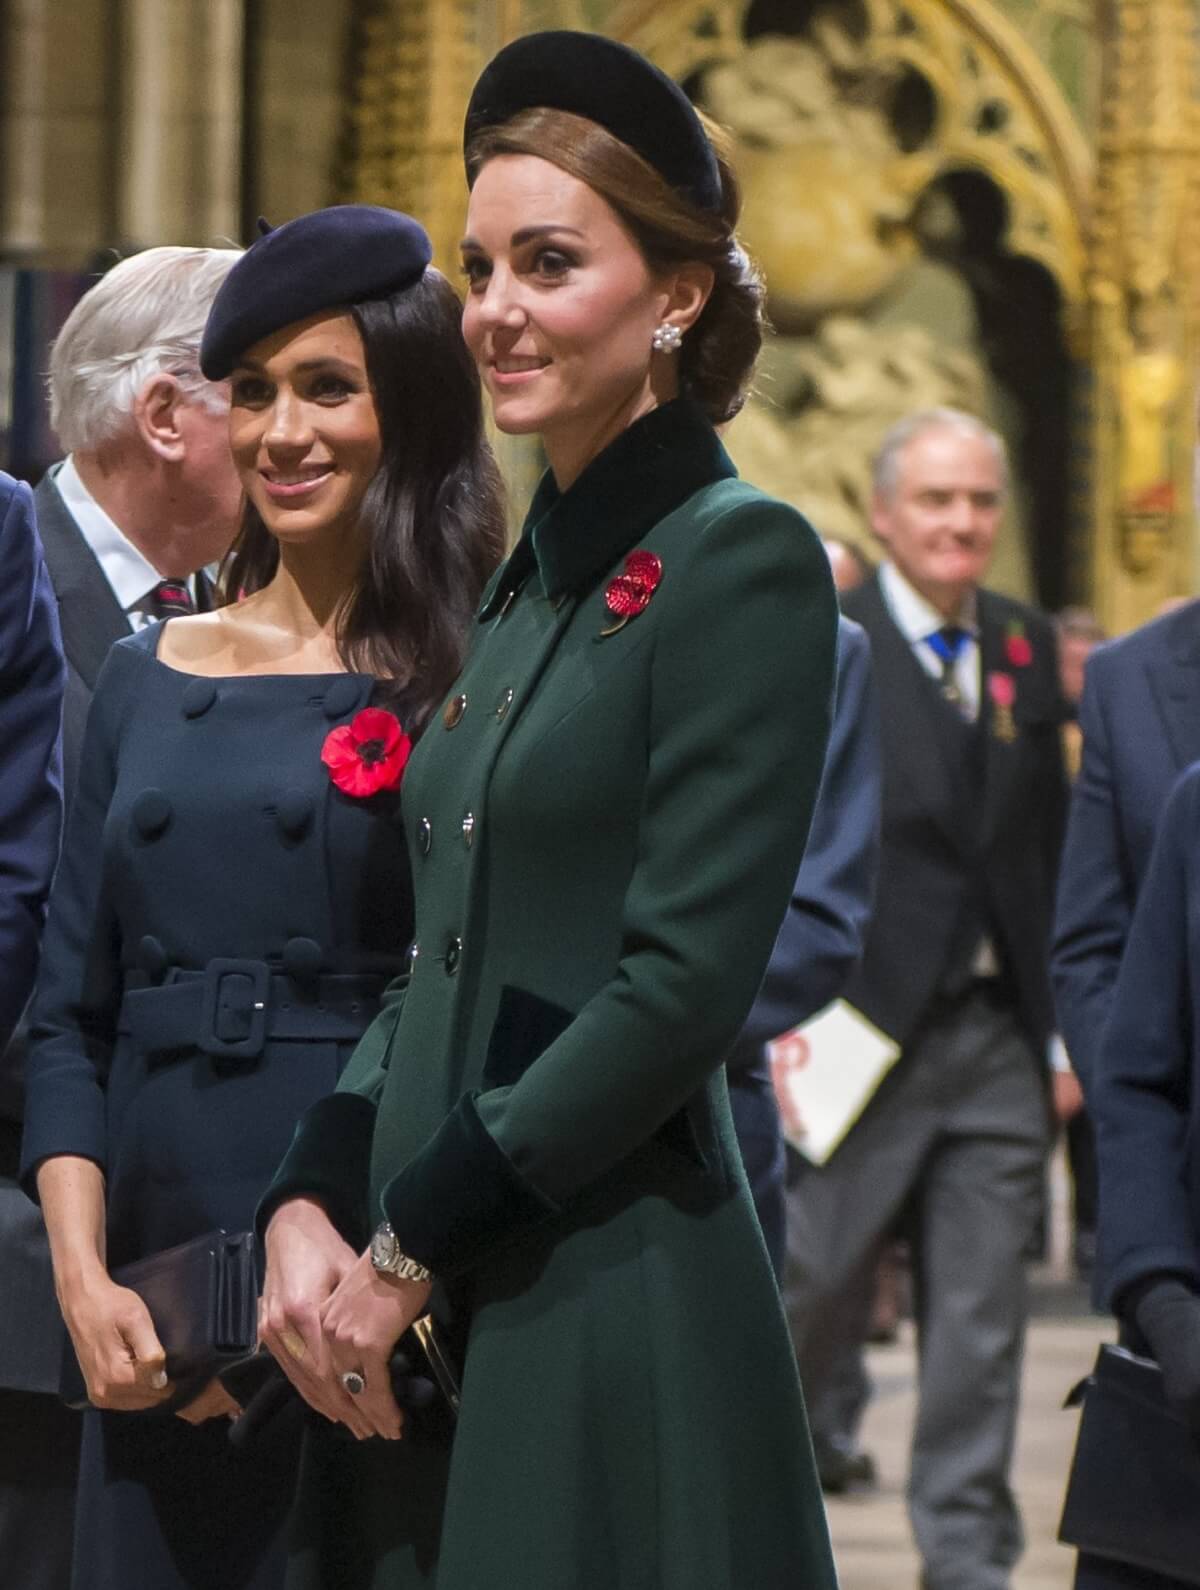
[
  {"xmin": 1052, "ymin": 597, "xmax": 1200, "ymax": 1590},
  {"xmin": 786, "ymin": 408, "xmax": 1068, "ymax": 1590},
  {"xmin": 0, "ymin": 472, "xmax": 67, "ymax": 1589},
  {"xmin": 1052, "ymin": 595, "xmax": 1200, "ymax": 1086},
  {"xmin": 0, "ymin": 245, "xmax": 240, "ymax": 1587}
]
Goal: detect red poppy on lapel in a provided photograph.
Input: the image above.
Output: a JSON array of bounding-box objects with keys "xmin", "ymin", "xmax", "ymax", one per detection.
[
  {"xmin": 321, "ymin": 708, "xmax": 411, "ymax": 797},
  {"xmin": 605, "ymin": 550, "xmax": 663, "ymax": 619},
  {"xmin": 1004, "ymin": 621, "xmax": 1032, "ymax": 668}
]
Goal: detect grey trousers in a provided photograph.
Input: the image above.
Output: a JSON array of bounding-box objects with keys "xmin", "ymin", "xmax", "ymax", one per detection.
[{"xmin": 784, "ymin": 988, "xmax": 1049, "ymax": 1590}]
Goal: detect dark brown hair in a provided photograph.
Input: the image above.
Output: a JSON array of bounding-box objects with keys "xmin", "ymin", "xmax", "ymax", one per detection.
[
  {"xmin": 466, "ymin": 107, "xmax": 764, "ymax": 424},
  {"xmin": 219, "ymin": 270, "xmax": 505, "ymax": 730}
]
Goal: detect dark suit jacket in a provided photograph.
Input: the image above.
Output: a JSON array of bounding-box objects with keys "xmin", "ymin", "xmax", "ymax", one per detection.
[
  {"xmin": 1090, "ymin": 762, "xmax": 1200, "ymax": 1308},
  {"xmin": 0, "ymin": 473, "xmax": 66, "ymax": 1397},
  {"xmin": 1052, "ymin": 599, "xmax": 1200, "ymax": 1084},
  {"xmin": 727, "ymin": 615, "xmax": 881, "ymax": 1073},
  {"xmin": 0, "ymin": 476, "xmax": 64, "ymax": 1064},
  {"xmin": 32, "ymin": 470, "xmax": 133, "ymax": 796},
  {"xmin": 841, "ymin": 572, "xmax": 1067, "ymax": 1049}
]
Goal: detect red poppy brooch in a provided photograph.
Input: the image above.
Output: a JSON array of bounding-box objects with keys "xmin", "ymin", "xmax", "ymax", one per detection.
[
  {"xmin": 600, "ymin": 550, "xmax": 663, "ymax": 637},
  {"xmin": 1004, "ymin": 620, "xmax": 1032, "ymax": 669},
  {"xmin": 321, "ymin": 708, "xmax": 412, "ymax": 798}
]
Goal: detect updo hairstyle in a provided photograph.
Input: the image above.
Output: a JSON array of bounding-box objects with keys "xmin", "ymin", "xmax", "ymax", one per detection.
[{"xmin": 466, "ymin": 107, "xmax": 765, "ymax": 424}]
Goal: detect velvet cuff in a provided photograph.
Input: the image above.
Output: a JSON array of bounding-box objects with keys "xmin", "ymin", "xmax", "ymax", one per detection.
[
  {"xmin": 379, "ymin": 1091, "xmax": 556, "ymax": 1277},
  {"xmin": 256, "ymin": 1092, "xmax": 378, "ymax": 1250}
]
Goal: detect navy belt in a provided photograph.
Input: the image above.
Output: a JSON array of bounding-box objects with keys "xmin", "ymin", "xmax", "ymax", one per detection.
[{"xmin": 118, "ymin": 958, "xmax": 386, "ymax": 1067}]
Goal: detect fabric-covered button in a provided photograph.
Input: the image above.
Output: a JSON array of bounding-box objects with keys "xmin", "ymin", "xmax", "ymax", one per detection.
[
  {"xmin": 276, "ymin": 789, "xmax": 313, "ymax": 840},
  {"xmin": 180, "ymin": 678, "xmax": 217, "ymax": 719},
  {"xmin": 418, "ymin": 817, "xmax": 432, "ymax": 855},
  {"xmin": 443, "ymin": 693, "xmax": 467, "ymax": 729},
  {"xmin": 137, "ymin": 935, "xmax": 169, "ymax": 978},
  {"xmin": 444, "ymin": 936, "xmax": 462, "ymax": 975},
  {"xmin": 282, "ymin": 936, "xmax": 324, "ymax": 981},
  {"xmin": 322, "ymin": 677, "xmax": 362, "ymax": 721},
  {"xmin": 131, "ymin": 789, "xmax": 172, "ymax": 839},
  {"xmin": 495, "ymin": 687, "xmax": 514, "ymax": 721},
  {"xmin": 461, "ymin": 812, "xmax": 475, "ymax": 848}
]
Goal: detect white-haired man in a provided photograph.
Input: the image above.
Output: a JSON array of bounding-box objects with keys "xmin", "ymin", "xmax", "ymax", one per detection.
[
  {"xmin": 34, "ymin": 245, "xmax": 242, "ymax": 782},
  {"xmin": 786, "ymin": 409, "xmax": 1068, "ymax": 1590},
  {"xmin": 0, "ymin": 245, "xmax": 239, "ymax": 1590}
]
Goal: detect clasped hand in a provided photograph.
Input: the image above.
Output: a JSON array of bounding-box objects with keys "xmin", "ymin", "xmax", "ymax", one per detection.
[{"xmin": 260, "ymin": 1197, "xmax": 432, "ymax": 1442}]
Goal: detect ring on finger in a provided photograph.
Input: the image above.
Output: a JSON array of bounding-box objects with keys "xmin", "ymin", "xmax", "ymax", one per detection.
[
  {"xmin": 280, "ymin": 1328, "xmax": 307, "ymax": 1361},
  {"xmin": 341, "ymin": 1369, "xmax": 366, "ymax": 1397}
]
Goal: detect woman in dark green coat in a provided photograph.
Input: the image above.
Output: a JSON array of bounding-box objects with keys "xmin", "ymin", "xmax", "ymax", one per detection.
[{"xmin": 259, "ymin": 32, "xmax": 840, "ymax": 1590}]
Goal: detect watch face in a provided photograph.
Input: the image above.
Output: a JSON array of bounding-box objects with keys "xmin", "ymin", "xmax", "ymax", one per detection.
[{"xmin": 371, "ymin": 1224, "xmax": 398, "ymax": 1271}]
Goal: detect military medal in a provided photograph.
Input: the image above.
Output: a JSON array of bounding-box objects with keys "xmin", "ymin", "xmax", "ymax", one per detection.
[{"xmin": 987, "ymin": 670, "xmax": 1018, "ymax": 743}]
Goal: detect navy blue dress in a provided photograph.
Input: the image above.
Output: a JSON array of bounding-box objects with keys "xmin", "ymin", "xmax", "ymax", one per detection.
[{"xmin": 21, "ymin": 624, "xmax": 412, "ymax": 1590}]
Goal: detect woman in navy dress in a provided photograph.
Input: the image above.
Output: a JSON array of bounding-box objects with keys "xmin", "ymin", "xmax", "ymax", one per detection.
[{"xmin": 20, "ymin": 207, "xmax": 504, "ymax": 1590}]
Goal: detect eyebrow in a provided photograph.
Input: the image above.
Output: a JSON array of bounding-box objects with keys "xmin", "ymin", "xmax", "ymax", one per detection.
[
  {"xmin": 232, "ymin": 356, "xmax": 363, "ymax": 377},
  {"xmin": 460, "ymin": 224, "xmax": 586, "ymax": 251}
]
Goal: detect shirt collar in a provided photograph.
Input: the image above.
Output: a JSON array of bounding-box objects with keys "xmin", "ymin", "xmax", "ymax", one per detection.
[
  {"xmin": 55, "ymin": 456, "xmax": 165, "ymax": 613},
  {"xmin": 879, "ymin": 560, "xmax": 978, "ymax": 647},
  {"xmin": 479, "ymin": 397, "xmax": 736, "ymax": 620}
]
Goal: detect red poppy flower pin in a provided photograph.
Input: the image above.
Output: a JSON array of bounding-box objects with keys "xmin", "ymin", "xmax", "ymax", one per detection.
[
  {"xmin": 600, "ymin": 550, "xmax": 663, "ymax": 637},
  {"xmin": 321, "ymin": 708, "xmax": 412, "ymax": 798},
  {"xmin": 1004, "ymin": 620, "xmax": 1033, "ymax": 669}
]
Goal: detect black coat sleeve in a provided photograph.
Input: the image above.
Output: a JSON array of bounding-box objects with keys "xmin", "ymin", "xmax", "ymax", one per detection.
[{"xmin": 20, "ymin": 645, "xmax": 132, "ymax": 1195}]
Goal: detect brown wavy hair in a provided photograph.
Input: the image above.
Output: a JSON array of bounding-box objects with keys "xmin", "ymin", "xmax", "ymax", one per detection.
[
  {"xmin": 466, "ymin": 106, "xmax": 765, "ymax": 423},
  {"xmin": 219, "ymin": 271, "xmax": 506, "ymax": 730}
]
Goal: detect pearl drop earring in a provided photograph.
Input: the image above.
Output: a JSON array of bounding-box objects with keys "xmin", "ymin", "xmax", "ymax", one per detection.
[{"xmin": 651, "ymin": 322, "xmax": 683, "ymax": 353}]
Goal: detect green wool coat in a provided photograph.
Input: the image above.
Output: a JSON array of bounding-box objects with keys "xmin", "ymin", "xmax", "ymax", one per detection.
[{"xmin": 264, "ymin": 398, "xmax": 840, "ymax": 1590}]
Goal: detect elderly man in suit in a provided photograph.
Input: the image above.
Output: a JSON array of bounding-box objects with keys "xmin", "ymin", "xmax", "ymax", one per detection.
[
  {"xmin": 35, "ymin": 245, "xmax": 242, "ymax": 779},
  {"xmin": 0, "ymin": 473, "xmax": 66, "ymax": 1589},
  {"xmin": 0, "ymin": 244, "xmax": 240, "ymax": 1590},
  {"xmin": 786, "ymin": 409, "xmax": 1068, "ymax": 1590}
]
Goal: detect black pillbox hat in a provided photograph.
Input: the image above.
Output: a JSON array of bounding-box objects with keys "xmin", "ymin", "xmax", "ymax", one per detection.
[
  {"xmin": 200, "ymin": 205, "xmax": 433, "ymax": 380},
  {"xmin": 464, "ymin": 31, "xmax": 721, "ymax": 214}
]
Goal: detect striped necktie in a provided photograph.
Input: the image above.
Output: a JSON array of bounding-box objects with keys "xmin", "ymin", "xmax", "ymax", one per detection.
[{"xmin": 143, "ymin": 580, "xmax": 195, "ymax": 620}]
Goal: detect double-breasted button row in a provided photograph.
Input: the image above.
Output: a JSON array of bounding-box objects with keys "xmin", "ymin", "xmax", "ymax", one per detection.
[
  {"xmin": 415, "ymin": 814, "xmax": 477, "ymax": 853},
  {"xmin": 443, "ymin": 687, "xmax": 515, "ymax": 729}
]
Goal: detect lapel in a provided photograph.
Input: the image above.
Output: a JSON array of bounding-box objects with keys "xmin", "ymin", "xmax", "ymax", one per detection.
[
  {"xmin": 977, "ymin": 591, "xmax": 1025, "ymax": 849},
  {"xmin": 853, "ymin": 577, "xmax": 975, "ymax": 856},
  {"xmin": 33, "ymin": 471, "xmax": 131, "ymax": 689},
  {"xmin": 1147, "ymin": 602, "xmax": 1200, "ymax": 773}
]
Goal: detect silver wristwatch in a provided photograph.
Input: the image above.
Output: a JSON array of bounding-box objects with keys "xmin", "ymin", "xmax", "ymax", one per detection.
[{"xmin": 369, "ymin": 1221, "xmax": 434, "ymax": 1283}]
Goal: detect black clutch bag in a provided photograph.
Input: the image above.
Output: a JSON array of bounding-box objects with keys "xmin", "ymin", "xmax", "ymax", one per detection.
[
  {"xmin": 61, "ymin": 1229, "xmax": 258, "ymax": 1410},
  {"xmin": 1059, "ymin": 1343, "xmax": 1200, "ymax": 1584}
]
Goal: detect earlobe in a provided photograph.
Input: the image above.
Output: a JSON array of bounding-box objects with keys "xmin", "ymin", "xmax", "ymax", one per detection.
[{"xmin": 134, "ymin": 374, "xmax": 187, "ymax": 462}]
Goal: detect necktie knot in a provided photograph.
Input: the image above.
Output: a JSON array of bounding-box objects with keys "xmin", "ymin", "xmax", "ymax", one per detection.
[
  {"xmin": 926, "ymin": 624, "xmax": 969, "ymax": 665},
  {"xmin": 144, "ymin": 580, "xmax": 195, "ymax": 620}
]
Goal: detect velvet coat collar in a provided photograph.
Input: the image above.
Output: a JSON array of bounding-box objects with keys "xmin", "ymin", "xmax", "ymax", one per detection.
[{"xmin": 478, "ymin": 397, "xmax": 736, "ymax": 620}]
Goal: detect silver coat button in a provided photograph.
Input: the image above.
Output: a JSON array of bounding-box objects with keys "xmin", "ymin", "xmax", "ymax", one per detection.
[
  {"xmin": 462, "ymin": 812, "xmax": 475, "ymax": 848},
  {"xmin": 418, "ymin": 817, "xmax": 432, "ymax": 855},
  {"xmin": 444, "ymin": 937, "xmax": 462, "ymax": 975},
  {"xmin": 495, "ymin": 688, "xmax": 514, "ymax": 721},
  {"xmin": 443, "ymin": 693, "xmax": 467, "ymax": 729}
]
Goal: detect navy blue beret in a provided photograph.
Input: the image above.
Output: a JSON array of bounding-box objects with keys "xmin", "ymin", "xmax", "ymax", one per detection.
[
  {"xmin": 200, "ymin": 205, "xmax": 433, "ymax": 380},
  {"xmin": 464, "ymin": 31, "xmax": 721, "ymax": 214}
]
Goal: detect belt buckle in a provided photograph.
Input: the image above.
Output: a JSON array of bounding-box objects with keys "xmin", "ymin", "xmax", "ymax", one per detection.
[{"xmin": 199, "ymin": 958, "xmax": 270, "ymax": 1062}]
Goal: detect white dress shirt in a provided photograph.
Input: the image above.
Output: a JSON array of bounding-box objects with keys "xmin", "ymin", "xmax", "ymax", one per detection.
[
  {"xmin": 878, "ymin": 560, "xmax": 981, "ymax": 721},
  {"xmin": 54, "ymin": 457, "xmax": 198, "ymax": 628}
]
